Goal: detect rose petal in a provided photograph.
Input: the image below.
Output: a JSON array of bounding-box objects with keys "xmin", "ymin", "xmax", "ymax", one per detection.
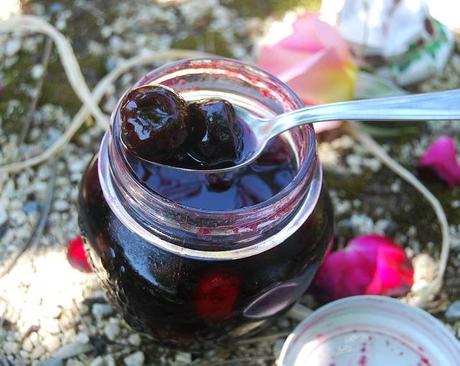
[
  {"xmin": 351, "ymin": 235, "xmax": 414, "ymax": 297},
  {"xmin": 286, "ymin": 48, "xmax": 356, "ymax": 105},
  {"xmin": 257, "ymin": 12, "xmax": 357, "ymax": 105},
  {"xmin": 419, "ymin": 135, "xmax": 460, "ymax": 187},
  {"xmin": 67, "ymin": 236, "xmax": 92, "ymax": 273},
  {"xmin": 313, "ymin": 234, "xmax": 413, "ymax": 301}
]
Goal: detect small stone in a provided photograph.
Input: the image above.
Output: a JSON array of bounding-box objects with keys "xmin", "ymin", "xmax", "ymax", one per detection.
[
  {"xmin": 23, "ymin": 338, "xmax": 34, "ymax": 352},
  {"xmin": 30, "ymin": 345, "xmax": 45, "ymax": 359},
  {"xmin": 103, "ymin": 321, "xmax": 120, "ymax": 341},
  {"xmin": 123, "ymin": 351, "xmax": 145, "ymax": 366},
  {"xmin": 41, "ymin": 359, "xmax": 64, "ymax": 366},
  {"xmin": 29, "ymin": 332, "xmax": 40, "ymax": 346},
  {"xmin": 79, "ymin": 304, "xmax": 90, "ymax": 315},
  {"xmin": 50, "ymin": 342, "xmax": 93, "ymax": 359},
  {"xmin": 23, "ymin": 201, "xmax": 40, "ymax": 214},
  {"xmin": 75, "ymin": 332, "xmax": 90, "ymax": 344},
  {"xmin": 37, "ymin": 166, "xmax": 51, "ymax": 180},
  {"xmin": 128, "ymin": 333, "xmax": 141, "ymax": 347},
  {"xmin": 68, "ymin": 159, "xmax": 87, "ymax": 173},
  {"xmin": 41, "ymin": 318, "xmax": 61, "ymax": 334},
  {"xmin": 91, "ymin": 355, "xmax": 115, "ymax": 366},
  {"xmin": 174, "ymin": 352, "xmax": 191, "ymax": 364},
  {"xmin": 103, "ymin": 355, "xmax": 116, "ymax": 366},
  {"xmin": 6, "ymin": 39, "xmax": 21, "ymax": 57},
  {"xmin": 66, "ymin": 360, "xmax": 86, "ymax": 366},
  {"xmin": 31, "ymin": 64, "xmax": 44, "ymax": 79},
  {"xmin": 90, "ymin": 356, "xmax": 104, "ymax": 366},
  {"xmin": 19, "ymin": 350, "xmax": 29, "ymax": 359},
  {"xmin": 92, "ymin": 303, "xmax": 113, "ymax": 320},
  {"xmin": 54, "ymin": 200, "xmax": 69, "ymax": 211},
  {"xmin": 42, "ymin": 335, "xmax": 61, "ymax": 352},
  {"xmin": 3, "ymin": 341, "xmax": 19, "ymax": 354},
  {"xmin": 446, "ymin": 301, "xmax": 460, "ymax": 319}
]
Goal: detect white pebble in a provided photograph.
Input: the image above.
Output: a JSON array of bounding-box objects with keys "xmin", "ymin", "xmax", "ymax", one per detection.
[
  {"xmin": 124, "ymin": 351, "xmax": 145, "ymax": 366},
  {"xmin": 31, "ymin": 64, "xmax": 44, "ymax": 79},
  {"xmin": 90, "ymin": 357, "xmax": 105, "ymax": 366},
  {"xmin": 3, "ymin": 341, "xmax": 19, "ymax": 354},
  {"xmin": 91, "ymin": 355, "xmax": 115, "ymax": 366},
  {"xmin": 30, "ymin": 345, "xmax": 45, "ymax": 359},
  {"xmin": 101, "ymin": 26, "xmax": 112, "ymax": 38},
  {"xmin": 104, "ymin": 321, "xmax": 120, "ymax": 341},
  {"xmin": 42, "ymin": 335, "xmax": 61, "ymax": 352},
  {"xmin": 54, "ymin": 200, "xmax": 69, "ymax": 211},
  {"xmin": 76, "ymin": 332, "xmax": 90, "ymax": 344},
  {"xmin": 38, "ymin": 166, "xmax": 51, "ymax": 180},
  {"xmin": 390, "ymin": 179, "xmax": 401, "ymax": 193},
  {"xmin": 92, "ymin": 303, "xmax": 113, "ymax": 321},
  {"xmin": 68, "ymin": 160, "xmax": 87, "ymax": 174},
  {"xmin": 6, "ymin": 39, "xmax": 21, "ymax": 57},
  {"xmin": 446, "ymin": 301, "xmax": 460, "ymax": 319},
  {"xmin": 22, "ymin": 338, "xmax": 34, "ymax": 352},
  {"xmin": 174, "ymin": 352, "xmax": 191, "ymax": 364},
  {"xmin": 128, "ymin": 333, "xmax": 142, "ymax": 347}
]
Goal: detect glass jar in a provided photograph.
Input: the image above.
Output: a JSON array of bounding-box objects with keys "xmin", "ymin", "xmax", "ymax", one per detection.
[{"xmin": 78, "ymin": 58, "xmax": 334, "ymax": 350}]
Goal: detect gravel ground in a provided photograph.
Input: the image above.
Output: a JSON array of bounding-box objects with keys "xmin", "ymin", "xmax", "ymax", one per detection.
[{"xmin": 0, "ymin": 1, "xmax": 459, "ymax": 365}]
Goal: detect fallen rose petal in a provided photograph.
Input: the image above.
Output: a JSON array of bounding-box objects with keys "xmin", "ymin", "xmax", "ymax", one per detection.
[
  {"xmin": 258, "ymin": 12, "xmax": 357, "ymax": 105},
  {"xmin": 67, "ymin": 235, "xmax": 92, "ymax": 272},
  {"xmin": 313, "ymin": 234, "xmax": 413, "ymax": 301},
  {"xmin": 419, "ymin": 135, "xmax": 460, "ymax": 187}
]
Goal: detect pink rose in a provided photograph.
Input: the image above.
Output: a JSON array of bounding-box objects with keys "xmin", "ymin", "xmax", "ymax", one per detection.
[{"xmin": 257, "ymin": 12, "xmax": 357, "ymax": 110}]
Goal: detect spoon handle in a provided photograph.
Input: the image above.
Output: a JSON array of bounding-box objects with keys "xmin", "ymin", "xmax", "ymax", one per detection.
[{"xmin": 268, "ymin": 88, "xmax": 460, "ymax": 138}]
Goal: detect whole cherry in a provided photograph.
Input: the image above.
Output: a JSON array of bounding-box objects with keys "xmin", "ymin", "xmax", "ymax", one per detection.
[{"xmin": 120, "ymin": 85, "xmax": 189, "ymax": 161}]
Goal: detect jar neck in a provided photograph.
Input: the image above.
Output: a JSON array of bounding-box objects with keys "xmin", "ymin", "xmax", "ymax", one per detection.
[{"xmin": 98, "ymin": 58, "xmax": 323, "ymax": 260}]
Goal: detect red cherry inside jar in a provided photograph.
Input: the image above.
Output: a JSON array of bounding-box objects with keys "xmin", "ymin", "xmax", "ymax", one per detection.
[{"xmin": 78, "ymin": 58, "xmax": 333, "ymax": 350}]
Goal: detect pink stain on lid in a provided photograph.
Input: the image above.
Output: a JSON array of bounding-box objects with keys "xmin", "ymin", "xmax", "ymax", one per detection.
[
  {"xmin": 420, "ymin": 356, "xmax": 432, "ymax": 365},
  {"xmin": 359, "ymin": 355, "xmax": 367, "ymax": 366},
  {"xmin": 278, "ymin": 296, "xmax": 460, "ymax": 366}
]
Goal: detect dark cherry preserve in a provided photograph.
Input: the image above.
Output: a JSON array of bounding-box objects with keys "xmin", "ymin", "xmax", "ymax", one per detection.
[{"xmin": 78, "ymin": 59, "xmax": 334, "ymax": 350}]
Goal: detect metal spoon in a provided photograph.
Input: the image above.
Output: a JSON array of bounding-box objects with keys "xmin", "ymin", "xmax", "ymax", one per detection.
[{"xmin": 161, "ymin": 88, "xmax": 460, "ymax": 173}]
